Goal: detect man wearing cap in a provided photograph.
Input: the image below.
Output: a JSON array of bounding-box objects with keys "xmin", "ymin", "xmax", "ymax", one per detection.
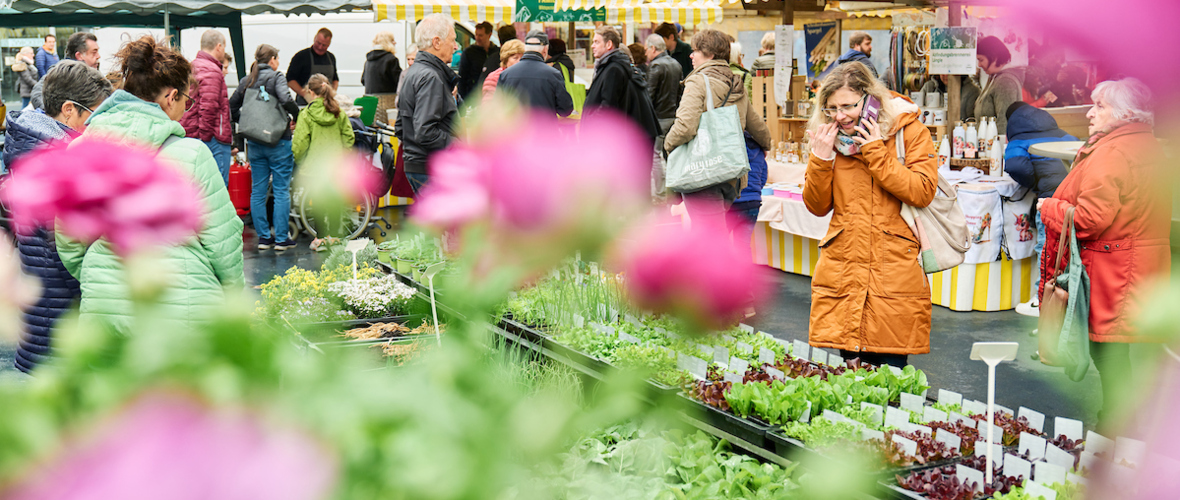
[{"xmin": 496, "ymin": 30, "xmax": 573, "ymax": 117}]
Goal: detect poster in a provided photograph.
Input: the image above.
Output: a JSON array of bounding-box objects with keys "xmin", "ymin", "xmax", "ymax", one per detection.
[
  {"xmin": 774, "ymin": 25, "xmax": 793, "ymax": 107},
  {"xmin": 929, "ymin": 27, "xmax": 977, "ymax": 75},
  {"xmin": 803, "ymin": 21, "xmax": 839, "ymax": 80},
  {"xmin": 515, "ymin": 0, "xmax": 603, "ymax": 22}
]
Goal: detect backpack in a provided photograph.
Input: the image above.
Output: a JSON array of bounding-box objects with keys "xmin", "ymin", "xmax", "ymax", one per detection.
[{"xmin": 895, "ymin": 129, "xmax": 971, "ymax": 273}]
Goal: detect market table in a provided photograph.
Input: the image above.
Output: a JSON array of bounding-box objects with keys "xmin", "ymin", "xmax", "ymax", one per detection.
[
  {"xmin": 753, "ymin": 175, "xmax": 1038, "ymax": 312},
  {"xmin": 1029, "ymin": 141, "xmax": 1084, "ymax": 162}
]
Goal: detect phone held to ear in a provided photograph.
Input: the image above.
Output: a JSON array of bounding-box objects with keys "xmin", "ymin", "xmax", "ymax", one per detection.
[{"xmin": 859, "ymin": 95, "xmax": 882, "ymax": 129}]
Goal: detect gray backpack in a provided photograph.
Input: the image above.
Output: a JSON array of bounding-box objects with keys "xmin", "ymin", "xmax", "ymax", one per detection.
[{"xmin": 238, "ymin": 86, "xmax": 288, "ymax": 146}]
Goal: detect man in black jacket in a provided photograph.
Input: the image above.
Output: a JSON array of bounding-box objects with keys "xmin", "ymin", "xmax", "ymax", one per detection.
[
  {"xmin": 643, "ymin": 33, "xmax": 682, "ymax": 133},
  {"xmin": 457, "ymin": 21, "xmax": 497, "ymax": 100},
  {"xmin": 395, "ymin": 14, "xmax": 459, "ymax": 193},
  {"xmin": 655, "ymin": 23, "xmax": 692, "ymax": 79},
  {"xmin": 497, "ymin": 30, "xmax": 573, "ymax": 117},
  {"xmin": 586, "ymin": 26, "xmax": 661, "ymax": 143}
]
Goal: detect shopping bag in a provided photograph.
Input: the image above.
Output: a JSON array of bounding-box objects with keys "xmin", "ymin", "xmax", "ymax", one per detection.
[
  {"xmin": 665, "ymin": 75, "xmax": 749, "ymax": 193},
  {"xmin": 238, "ymin": 87, "xmax": 289, "ymax": 147},
  {"xmin": 559, "ymin": 64, "xmax": 586, "ymax": 117},
  {"xmin": 896, "ymin": 131, "xmax": 970, "ymax": 273},
  {"xmin": 1037, "ymin": 206, "xmax": 1091, "ymax": 381},
  {"xmin": 388, "ymin": 142, "xmax": 415, "ymax": 198}
]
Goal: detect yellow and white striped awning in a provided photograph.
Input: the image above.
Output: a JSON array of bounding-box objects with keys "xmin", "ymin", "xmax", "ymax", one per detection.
[
  {"xmin": 372, "ymin": 0, "xmax": 515, "ymax": 24},
  {"xmin": 605, "ymin": 1, "xmax": 722, "ymax": 25},
  {"xmin": 555, "ymin": 0, "xmax": 625, "ymax": 12}
]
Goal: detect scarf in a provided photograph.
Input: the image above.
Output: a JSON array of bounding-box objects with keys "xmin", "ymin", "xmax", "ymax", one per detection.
[{"xmin": 835, "ymin": 128, "xmax": 861, "ymax": 156}]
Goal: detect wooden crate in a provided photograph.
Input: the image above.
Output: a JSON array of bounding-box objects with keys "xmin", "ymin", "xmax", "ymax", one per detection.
[
  {"xmin": 1045, "ymin": 105, "xmax": 1092, "ymax": 140},
  {"xmin": 751, "ymin": 76, "xmax": 782, "ymax": 143}
]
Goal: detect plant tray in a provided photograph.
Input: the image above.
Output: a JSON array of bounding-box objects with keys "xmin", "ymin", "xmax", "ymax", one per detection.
[
  {"xmin": 678, "ymin": 392, "xmax": 770, "ymax": 449},
  {"xmin": 765, "ymin": 428, "xmax": 963, "ymax": 478},
  {"xmin": 292, "ymin": 315, "xmax": 427, "ymax": 343}
]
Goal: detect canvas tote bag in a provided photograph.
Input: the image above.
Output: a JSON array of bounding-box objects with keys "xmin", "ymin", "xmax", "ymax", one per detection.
[
  {"xmin": 895, "ymin": 131, "xmax": 971, "ymax": 273},
  {"xmin": 239, "ymin": 86, "xmax": 289, "ymax": 147},
  {"xmin": 665, "ymin": 75, "xmax": 750, "ymax": 193},
  {"xmin": 1037, "ymin": 206, "xmax": 1091, "ymax": 381}
]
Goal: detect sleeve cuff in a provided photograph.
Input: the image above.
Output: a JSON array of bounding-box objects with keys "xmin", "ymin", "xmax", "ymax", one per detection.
[{"xmin": 812, "ymin": 149, "xmax": 836, "ymax": 163}]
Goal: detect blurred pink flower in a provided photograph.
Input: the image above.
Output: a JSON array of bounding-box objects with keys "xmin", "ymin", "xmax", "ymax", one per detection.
[
  {"xmin": 4, "ymin": 392, "xmax": 337, "ymax": 500},
  {"xmin": 411, "ymin": 111, "xmax": 650, "ymax": 235},
  {"xmin": 1, "ymin": 142, "xmax": 204, "ymax": 256},
  {"xmin": 610, "ymin": 218, "xmax": 768, "ymax": 331}
]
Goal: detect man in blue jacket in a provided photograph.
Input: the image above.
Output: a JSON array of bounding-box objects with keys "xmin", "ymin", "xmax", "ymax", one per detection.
[
  {"xmin": 34, "ymin": 34, "xmax": 59, "ymax": 80},
  {"xmin": 1004, "ymin": 101, "xmax": 1076, "ymax": 317},
  {"xmin": 497, "ymin": 30, "xmax": 573, "ymax": 117},
  {"xmin": 837, "ymin": 32, "xmax": 876, "ymax": 78}
]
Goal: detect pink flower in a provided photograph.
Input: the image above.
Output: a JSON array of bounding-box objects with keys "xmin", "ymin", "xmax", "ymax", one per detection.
[
  {"xmin": 609, "ymin": 217, "xmax": 770, "ymax": 332},
  {"xmin": 295, "ymin": 150, "xmax": 387, "ymax": 217},
  {"xmin": 4, "ymin": 392, "xmax": 337, "ymax": 500},
  {"xmin": 2, "ymin": 142, "xmax": 205, "ymax": 256},
  {"xmin": 411, "ymin": 111, "xmax": 650, "ymax": 236}
]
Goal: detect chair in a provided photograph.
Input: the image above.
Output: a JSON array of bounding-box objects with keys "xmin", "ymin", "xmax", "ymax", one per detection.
[{"xmin": 353, "ymin": 96, "xmax": 378, "ymax": 127}]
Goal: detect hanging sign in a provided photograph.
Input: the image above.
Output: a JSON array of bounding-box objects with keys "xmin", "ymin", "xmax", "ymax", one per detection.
[
  {"xmin": 929, "ymin": 27, "xmax": 978, "ymax": 75},
  {"xmin": 774, "ymin": 24, "xmax": 794, "ymax": 107},
  {"xmin": 516, "ymin": 0, "xmax": 603, "ymax": 22}
]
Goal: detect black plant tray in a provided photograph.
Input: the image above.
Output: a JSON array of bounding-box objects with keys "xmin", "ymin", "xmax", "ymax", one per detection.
[
  {"xmin": 677, "ymin": 392, "xmax": 770, "ymax": 449},
  {"xmin": 766, "ymin": 427, "xmax": 964, "ymax": 477}
]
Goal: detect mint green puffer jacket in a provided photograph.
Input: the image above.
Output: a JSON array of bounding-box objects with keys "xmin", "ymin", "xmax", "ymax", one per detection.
[{"xmin": 57, "ymin": 90, "xmax": 245, "ymax": 333}]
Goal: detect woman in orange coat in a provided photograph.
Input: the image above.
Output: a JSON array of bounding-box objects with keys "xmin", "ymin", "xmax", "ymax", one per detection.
[
  {"xmin": 803, "ymin": 62, "xmax": 938, "ymax": 368},
  {"xmin": 1037, "ymin": 78, "xmax": 1171, "ymax": 426}
]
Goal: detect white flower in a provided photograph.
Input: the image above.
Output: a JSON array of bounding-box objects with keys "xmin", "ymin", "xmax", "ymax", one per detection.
[{"xmin": 327, "ymin": 275, "xmax": 416, "ymax": 318}]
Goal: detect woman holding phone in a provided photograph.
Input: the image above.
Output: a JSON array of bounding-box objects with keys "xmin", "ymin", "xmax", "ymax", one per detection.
[{"xmin": 803, "ymin": 61, "xmax": 939, "ymax": 368}]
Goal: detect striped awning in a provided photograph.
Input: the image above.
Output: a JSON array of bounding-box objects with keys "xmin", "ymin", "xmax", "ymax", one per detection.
[
  {"xmin": 372, "ymin": 0, "xmax": 514, "ymax": 24},
  {"xmin": 554, "ymin": 0, "xmax": 624, "ymax": 11},
  {"xmin": 605, "ymin": 1, "xmax": 722, "ymax": 25}
]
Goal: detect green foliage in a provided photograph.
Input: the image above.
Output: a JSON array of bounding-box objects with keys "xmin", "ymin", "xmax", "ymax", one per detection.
[
  {"xmin": 987, "ymin": 482, "xmax": 1084, "ymax": 500},
  {"xmin": 321, "ymin": 241, "xmax": 379, "ymax": 272},
  {"xmin": 723, "ymin": 366, "xmax": 928, "ymax": 426},
  {"xmin": 782, "ymin": 417, "xmax": 863, "ymax": 448}
]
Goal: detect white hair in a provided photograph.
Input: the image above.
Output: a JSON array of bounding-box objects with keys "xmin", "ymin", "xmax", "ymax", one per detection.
[
  {"xmin": 729, "ymin": 41, "xmax": 742, "ymax": 65},
  {"xmin": 645, "ymin": 34, "xmax": 665, "ymax": 52},
  {"xmin": 415, "ymin": 14, "xmax": 454, "ymax": 51},
  {"xmin": 200, "ymin": 30, "xmax": 225, "ymax": 51},
  {"xmin": 761, "ymin": 32, "xmax": 775, "ymax": 51},
  {"xmin": 1092, "ymin": 77, "xmax": 1154, "ymax": 127}
]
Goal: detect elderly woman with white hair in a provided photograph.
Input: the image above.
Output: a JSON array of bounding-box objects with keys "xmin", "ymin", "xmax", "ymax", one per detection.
[{"xmin": 1036, "ymin": 77, "xmax": 1172, "ymax": 429}]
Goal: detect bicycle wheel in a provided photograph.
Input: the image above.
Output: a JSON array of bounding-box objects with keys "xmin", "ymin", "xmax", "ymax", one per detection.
[{"xmin": 299, "ymin": 193, "xmax": 374, "ymax": 240}]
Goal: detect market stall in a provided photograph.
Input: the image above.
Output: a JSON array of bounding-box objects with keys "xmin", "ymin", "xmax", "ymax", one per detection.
[{"xmin": 752, "ymin": 161, "xmax": 1039, "ymax": 313}]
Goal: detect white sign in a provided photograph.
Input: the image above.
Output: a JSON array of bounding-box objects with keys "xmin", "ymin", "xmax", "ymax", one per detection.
[
  {"xmin": 935, "ymin": 429, "xmax": 962, "ymax": 452},
  {"xmin": 1034, "ymin": 461, "xmax": 1067, "ymax": 486},
  {"xmin": 810, "ymin": 348, "xmax": 828, "ymax": 366},
  {"xmin": 923, "ymin": 407, "xmax": 949, "ymax": 424},
  {"xmin": 929, "ymin": 27, "xmax": 978, "ymax": 75},
  {"xmin": 1044, "ymin": 443, "xmax": 1076, "ymax": 470},
  {"xmin": 773, "ymin": 25, "xmax": 793, "ymax": 107},
  {"xmin": 956, "ymin": 464, "xmax": 985, "ymax": 493},
  {"xmin": 900, "ymin": 393, "xmax": 925, "ymax": 413},
  {"xmin": 1019, "ymin": 432, "xmax": 1047, "ymax": 461},
  {"xmin": 893, "ymin": 434, "xmax": 919, "ymax": 457},
  {"xmin": 1055, "ymin": 417, "xmax": 1084, "ymax": 442},
  {"xmin": 766, "ymin": 367, "xmax": 785, "ymax": 380},
  {"xmin": 758, "ymin": 347, "xmax": 777, "ymax": 365},
  {"xmin": 1018, "ymin": 407, "xmax": 1046, "ymax": 433},
  {"xmin": 792, "ymin": 340, "xmax": 810, "ymax": 360},
  {"xmin": 1005, "ymin": 454, "xmax": 1032, "ymax": 482},
  {"xmin": 860, "ymin": 402, "xmax": 884, "ymax": 426},
  {"xmin": 1024, "ymin": 481, "xmax": 1058, "ymax": 500},
  {"xmin": 885, "ymin": 407, "xmax": 911, "ymax": 430},
  {"xmin": 939, "ymin": 389, "xmax": 963, "ymax": 408},
  {"xmin": 729, "ymin": 356, "xmax": 749, "ymax": 375}
]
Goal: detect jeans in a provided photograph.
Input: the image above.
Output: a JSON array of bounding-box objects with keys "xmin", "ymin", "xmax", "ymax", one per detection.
[
  {"xmin": 406, "ymin": 172, "xmax": 429, "ymax": 195},
  {"xmin": 726, "ymin": 205, "xmax": 760, "ymax": 258},
  {"xmin": 1034, "ymin": 210, "xmax": 1046, "ymax": 291},
  {"xmin": 203, "ymin": 139, "xmax": 232, "ymax": 187},
  {"xmin": 20, "ymin": 97, "xmax": 30, "ymax": 109},
  {"xmin": 248, "ymin": 139, "xmax": 294, "ymax": 243}
]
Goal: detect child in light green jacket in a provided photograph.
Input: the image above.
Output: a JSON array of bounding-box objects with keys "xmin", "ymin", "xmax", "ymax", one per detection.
[{"xmin": 292, "ymin": 73, "xmax": 354, "ymax": 164}]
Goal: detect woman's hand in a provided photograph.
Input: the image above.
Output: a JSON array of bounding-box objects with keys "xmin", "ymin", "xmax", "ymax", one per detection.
[
  {"xmin": 852, "ymin": 117, "xmax": 882, "ymax": 145},
  {"xmin": 1036, "ymin": 198, "xmax": 1046, "ymax": 211},
  {"xmin": 807, "ymin": 122, "xmax": 838, "ymax": 159}
]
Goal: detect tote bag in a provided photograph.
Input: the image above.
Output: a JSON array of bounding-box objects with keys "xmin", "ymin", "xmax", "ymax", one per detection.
[
  {"xmin": 239, "ymin": 87, "xmax": 289, "ymax": 147},
  {"xmin": 1037, "ymin": 207, "xmax": 1091, "ymax": 381},
  {"xmin": 665, "ymin": 75, "xmax": 749, "ymax": 193},
  {"xmin": 559, "ymin": 64, "xmax": 586, "ymax": 117},
  {"xmin": 896, "ymin": 131, "xmax": 970, "ymax": 273}
]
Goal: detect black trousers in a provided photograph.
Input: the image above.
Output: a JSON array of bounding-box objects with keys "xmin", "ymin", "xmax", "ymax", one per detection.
[{"xmin": 840, "ymin": 350, "xmax": 909, "ymax": 368}]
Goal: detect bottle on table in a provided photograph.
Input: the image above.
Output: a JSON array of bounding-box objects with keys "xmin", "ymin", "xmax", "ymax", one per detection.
[{"xmin": 952, "ymin": 121, "xmax": 965, "ymax": 159}]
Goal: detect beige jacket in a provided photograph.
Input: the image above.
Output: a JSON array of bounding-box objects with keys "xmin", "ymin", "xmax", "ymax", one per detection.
[{"xmin": 664, "ymin": 59, "xmax": 771, "ymax": 154}]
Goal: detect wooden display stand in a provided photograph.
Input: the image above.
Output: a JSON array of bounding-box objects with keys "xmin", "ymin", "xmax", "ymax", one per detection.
[{"xmin": 751, "ymin": 72, "xmax": 811, "ymax": 145}]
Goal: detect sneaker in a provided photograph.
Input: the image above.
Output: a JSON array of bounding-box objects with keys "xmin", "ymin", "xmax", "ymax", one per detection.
[
  {"xmin": 1015, "ymin": 299, "xmax": 1040, "ymax": 317},
  {"xmin": 274, "ymin": 240, "xmax": 296, "ymax": 252},
  {"xmin": 257, "ymin": 237, "xmax": 274, "ymax": 250}
]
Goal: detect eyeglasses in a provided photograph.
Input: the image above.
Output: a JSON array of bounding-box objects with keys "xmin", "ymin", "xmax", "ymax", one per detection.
[
  {"xmin": 178, "ymin": 90, "xmax": 195, "ymax": 112},
  {"xmin": 66, "ymin": 100, "xmax": 94, "ymax": 115},
  {"xmin": 821, "ymin": 94, "xmax": 866, "ymax": 118}
]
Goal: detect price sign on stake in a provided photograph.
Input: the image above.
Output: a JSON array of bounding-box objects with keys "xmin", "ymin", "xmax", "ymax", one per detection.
[
  {"xmin": 893, "ymin": 435, "xmax": 919, "ymax": 457},
  {"xmin": 714, "ymin": 346, "xmax": 730, "ymax": 366},
  {"xmin": 900, "ymin": 392, "xmax": 925, "ymax": 413},
  {"xmin": 923, "ymin": 407, "xmax": 948, "ymax": 424},
  {"xmin": 861, "ymin": 402, "xmax": 884, "ymax": 426},
  {"xmin": 625, "ymin": 314, "xmax": 643, "ymax": 328},
  {"xmin": 969, "ymin": 341, "xmax": 1019, "ymax": 487},
  {"xmin": 1034, "ymin": 461, "xmax": 1067, "ymax": 486},
  {"xmin": 939, "ymin": 389, "xmax": 964, "ymax": 408},
  {"xmin": 948, "ymin": 411, "xmax": 972, "ymax": 427},
  {"xmin": 975, "ymin": 441, "xmax": 1003, "ymax": 464},
  {"xmin": 723, "ymin": 372, "xmax": 743, "ymax": 385},
  {"xmin": 1085, "ymin": 431, "xmax": 1114, "ymax": 455},
  {"xmin": 1055, "ymin": 417, "xmax": 1084, "ymax": 442},
  {"xmin": 735, "ymin": 342, "xmax": 754, "ymax": 355},
  {"xmin": 1024, "ymin": 481, "xmax": 1058, "ymax": 500},
  {"xmin": 810, "ymin": 348, "xmax": 828, "ymax": 366},
  {"xmin": 759, "ymin": 347, "xmax": 776, "ymax": 365},
  {"xmin": 935, "ymin": 430, "xmax": 962, "ymax": 452},
  {"xmin": 1020, "ymin": 432, "xmax": 1048, "ymax": 461},
  {"xmin": 862, "ymin": 428, "xmax": 885, "ymax": 441},
  {"xmin": 572, "ymin": 314, "xmax": 585, "ymax": 328},
  {"xmin": 962, "ymin": 399, "xmax": 986, "ymax": 416},
  {"xmin": 956, "ymin": 464, "xmax": 985, "ymax": 493},
  {"xmin": 1005, "ymin": 454, "xmax": 1032, "ymax": 483},
  {"xmin": 885, "ymin": 407, "xmax": 911, "ymax": 430},
  {"xmin": 729, "ymin": 357, "xmax": 749, "ymax": 375},
  {"xmin": 1044, "ymin": 443, "xmax": 1075, "ymax": 470},
  {"xmin": 766, "ymin": 366, "xmax": 785, "ymax": 380},
  {"xmin": 830, "ymin": 354, "xmax": 844, "ymax": 366},
  {"xmin": 738, "ymin": 323, "xmax": 754, "ymax": 333},
  {"xmin": 618, "ymin": 332, "xmax": 641, "ymax": 344},
  {"xmin": 792, "ymin": 340, "xmax": 810, "ymax": 360},
  {"xmin": 910, "ymin": 424, "xmax": 932, "ymax": 436},
  {"xmin": 1018, "ymin": 407, "xmax": 1046, "ymax": 433}
]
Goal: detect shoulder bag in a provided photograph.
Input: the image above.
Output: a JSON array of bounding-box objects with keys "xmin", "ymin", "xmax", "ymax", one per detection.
[
  {"xmin": 665, "ymin": 74, "xmax": 750, "ymax": 193},
  {"xmin": 239, "ymin": 86, "xmax": 289, "ymax": 147},
  {"xmin": 896, "ymin": 130, "xmax": 971, "ymax": 273},
  {"xmin": 1037, "ymin": 206, "xmax": 1091, "ymax": 381}
]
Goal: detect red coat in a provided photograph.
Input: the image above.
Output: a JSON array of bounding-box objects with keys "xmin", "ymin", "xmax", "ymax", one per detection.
[
  {"xmin": 1039, "ymin": 123, "xmax": 1172, "ymax": 342},
  {"xmin": 181, "ymin": 50, "xmax": 232, "ymax": 144}
]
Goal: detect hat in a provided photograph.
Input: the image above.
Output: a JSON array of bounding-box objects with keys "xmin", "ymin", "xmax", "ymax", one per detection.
[{"xmin": 525, "ymin": 29, "xmax": 549, "ymax": 46}]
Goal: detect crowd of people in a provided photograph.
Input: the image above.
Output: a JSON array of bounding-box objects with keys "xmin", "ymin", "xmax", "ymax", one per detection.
[{"xmin": 2, "ymin": 22, "xmax": 1171, "ymax": 429}]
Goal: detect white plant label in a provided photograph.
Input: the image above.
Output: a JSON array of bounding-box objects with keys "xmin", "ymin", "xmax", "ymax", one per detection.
[
  {"xmin": 1054, "ymin": 417, "xmax": 1083, "ymax": 441},
  {"xmin": 735, "ymin": 342, "xmax": 754, "ymax": 355},
  {"xmin": 900, "ymin": 393, "xmax": 925, "ymax": 413},
  {"xmin": 862, "ymin": 428, "xmax": 885, "ymax": 441},
  {"xmin": 1078, "ymin": 452, "xmax": 1100, "ymax": 474},
  {"xmin": 799, "ymin": 401, "xmax": 811, "ymax": 423},
  {"xmin": 723, "ymin": 372, "xmax": 744, "ymax": 385},
  {"xmin": 829, "ymin": 355, "xmax": 844, "ymax": 366},
  {"xmin": 714, "ymin": 346, "xmax": 730, "ymax": 366},
  {"xmin": 1044, "ymin": 443, "xmax": 1075, "ymax": 470},
  {"xmin": 738, "ymin": 323, "xmax": 754, "ymax": 333},
  {"xmin": 625, "ymin": 314, "xmax": 644, "ymax": 328},
  {"xmin": 962, "ymin": 399, "xmax": 987, "ymax": 416},
  {"xmin": 995, "ymin": 405, "xmax": 1014, "ymax": 417},
  {"xmin": 860, "ymin": 402, "xmax": 884, "ymax": 426},
  {"xmin": 822, "ymin": 410, "xmax": 845, "ymax": 424},
  {"xmin": 1065, "ymin": 473, "xmax": 1087, "ymax": 485},
  {"xmin": 935, "ymin": 430, "xmax": 962, "ymax": 452},
  {"xmin": 885, "ymin": 407, "xmax": 911, "ymax": 430},
  {"xmin": 892, "ymin": 434, "xmax": 919, "ymax": 457},
  {"xmin": 1034, "ymin": 461, "xmax": 1067, "ymax": 486},
  {"xmin": 1024, "ymin": 481, "xmax": 1058, "ymax": 500},
  {"xmin": 618, "ymin": 332, "xmax": 641, "ymax": 344},
  {"xmin": 1019, "ymin": 432, "xmax": 1047, "ymax": 461},
  {"xmin": 810, "ymin": 348, "xmax": 828, "ymax": 366},
  {"xmin": 766, "ymin": 367, "xmax": 785, "ymax": 380},
  {"xmin": 792, "ymin": 340, "xmax": 810, "ymax": 360},
  {"xmin": 985, "ymin": 423, "xmax": 1004, "ymax": 446},
  {"xmin": 909, "ymin": 424, "xmax": 933, "ymax": 436},
  {"xmin": 728, "ymin": 357, "xmax": 749, "ymax": 375},
  {"xmin": 939, "ymin": 389, "xmax": 964, "ymax": 408},
  {"xmin": 758, "ymin": 347, "xmax": 777, "ymax": 365},
  {"xmin": 1085, "ymin": 431, "xmax": 1114, "ymax": 455},
  {"xmin": 1114, "ymin": 437, "xmax": 1146, "ymax": 467},
  {"xmin": 1004, "ymin": 453, "xmax": 1032, "ymax": 482},
  {"xmin": 572, "ymin": 314, "xmax": 585, "ymax": 328},
  {"xmin": 956, "ymin": 464, "xmax": 985, "ymax": 493},
  {"xmin": 976, "ymin": 441, "xmax": 1003, "ymax": 463},
  {"xmin": 923, "ymin": 407, "xmax": 948, "ymax": 424},
  {"xmin": 1018, "ymin": 407, "xmax": 1046, "ymax": 433},
  {"xmin": 948, "ymin": 411, "xmax": 971, "ymax": 427}
]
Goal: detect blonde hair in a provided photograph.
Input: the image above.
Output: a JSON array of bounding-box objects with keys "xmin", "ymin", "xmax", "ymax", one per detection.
[
  {"xmin": 1091, "ymin": 77, "xmax": 1154, "ymax": 127},
  {"xmin": 807, "ymin": 61, "xmax": 896, "ymax": 135},
  {"xmin": 18, "ymin": 46, "xmax": 34, "ymax": 59},
  {"xmin": 499, "ymin": 39, "xmax": 525, "ymax": 68},
  {"xmin": 372, "ymin": 32, "xmax": 397, "ymax": 54},
  {"xmin": 760, "ymin": 32, "xmax": 775, "ymax": 52},
  {"xmin": 308, "ymin": 73, "xmax": 341, "ymax": 117}
]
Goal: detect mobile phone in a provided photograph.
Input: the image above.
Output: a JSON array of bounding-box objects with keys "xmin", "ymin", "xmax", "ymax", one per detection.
[{"xmin": 860, "ymin": 95, "xmax": 882, "ymax": 127}]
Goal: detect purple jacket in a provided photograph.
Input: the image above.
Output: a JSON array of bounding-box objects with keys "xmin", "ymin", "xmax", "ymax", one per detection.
[{"xmin": 181, "ymin": 50, "xmax": 232, "ymax": 144}]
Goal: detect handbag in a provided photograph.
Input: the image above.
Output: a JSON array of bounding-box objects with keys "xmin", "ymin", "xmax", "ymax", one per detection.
[
  {"xmin": 665, "ymin": 75, "xmax": 750, "ymax": 193},
  {"xmin": 1037, "ymin": 206, "xmax": 1091, "ymax": 381},
  {"xmin": 388, "ymin": 142, "xmax": 415, "ymax": 198},
  {"xmin": 896, "ymin": 131, "xmax": 971, "ymax": 273},
  {"xmin": 559, "ymin": 64, "xmax": 586, "ymax": 117},
  {"xmin": 238, "ymin": 86, "xmax": 289, "ymax": 147}
]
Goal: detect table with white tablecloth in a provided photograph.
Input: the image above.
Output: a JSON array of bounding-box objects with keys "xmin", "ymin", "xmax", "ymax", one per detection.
[{"xmin": 753, "ymin": 163, "xmax": 1039, "ymax": 312}]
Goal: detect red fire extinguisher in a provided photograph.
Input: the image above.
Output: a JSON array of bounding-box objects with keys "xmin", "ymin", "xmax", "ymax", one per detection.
[{"xmin": 228, "ymin": 153, "xmax": 251, "ymax": 216}]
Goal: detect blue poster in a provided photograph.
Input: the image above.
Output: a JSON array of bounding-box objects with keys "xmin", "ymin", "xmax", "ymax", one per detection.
[{"xmin": 803, "ymin": 21, "xmax": 839, "ymax": 80}]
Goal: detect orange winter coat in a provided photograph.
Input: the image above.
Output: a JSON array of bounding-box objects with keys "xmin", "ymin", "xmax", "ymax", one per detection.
[
  {"xmin": 803, "ymin": 94, "xmax": 939, "ymax": 355},
  {"xmin": 1039, "ymin": 123, "xmax": 1172, "ymax": 342}
]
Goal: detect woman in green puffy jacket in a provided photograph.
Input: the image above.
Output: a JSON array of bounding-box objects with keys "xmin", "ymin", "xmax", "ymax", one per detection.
[{"xmin": 57, "ymin": 36, "xmax": 245, "ymax": 333}]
